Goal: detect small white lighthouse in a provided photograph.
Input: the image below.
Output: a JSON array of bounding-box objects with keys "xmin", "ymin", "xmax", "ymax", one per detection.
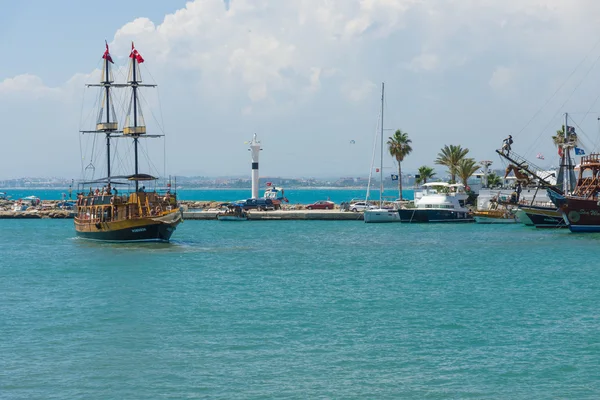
[{"xmin": 248, "ymin": 133, "xmax": 262, "ymax": 199}]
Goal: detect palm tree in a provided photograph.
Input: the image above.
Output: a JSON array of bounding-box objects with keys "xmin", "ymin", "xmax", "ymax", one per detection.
[
  {"xmin": 456, "ymin": 158, "xmax": 480, "ymax": 187},
  {"xmin": 435, "ymin": 144, "xmax": 470, "ymax": 183},
  {"xmin": 387, "ymin": 129, "xmax": 412, "ymax": 200},
  {"xmin": 416, "ymin": 166, "xmax": 436, "ymax": 185},
  {"xmin": 487, "ymin": 172, "xmax": 502, "ymax": 188},
  {"xmin": 552, "ymin": 125, "xmax": 578, "ymax": 147}
]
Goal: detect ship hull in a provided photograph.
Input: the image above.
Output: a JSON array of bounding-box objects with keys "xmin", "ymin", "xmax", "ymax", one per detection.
[
  {"xmin": 559, "ymin": 197, "xmax": 600, "ymax": 232},
  {"xmin": 473, "ymin": 216, "xmax": 518, "ymax": 224},
  {"xmin": 399, "ymin": 209, "xmax": 474, "ymax": 223},
  {"xmin": 514, "ymin": 209, "xmax": 534, "ymax": 226},
  {"xmin": 74, "ymin": 209, "xmax": 183, "ymax": 242},
  {"xmin": 519, "ymin": 205, "xmax": 566, "ymax": 229}
]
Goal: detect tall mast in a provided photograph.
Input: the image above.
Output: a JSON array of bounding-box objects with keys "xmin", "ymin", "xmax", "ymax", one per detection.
[
  {"xmin": 122, "ymin": 42, "xmax": 154, "ymax": 192},
  {"xmin": 83, "ymin": 42, "xmax": 118, "ymax": 184},
  {"xmin": 563, "ymin": 112, "xmax": 569, "ymax": 195},
  {"xmin": 132, "ymin": 53, "xmax": 139, "ymax": 192},
  {"xmin": 380, "ymin": 82, "xmax": 384, "ymax": 208},
  {"xmin": 104, "ymin": 56, "xmax": 111, "ymax": 184}
]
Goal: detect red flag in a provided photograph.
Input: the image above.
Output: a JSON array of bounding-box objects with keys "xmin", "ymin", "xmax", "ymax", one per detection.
[
  {"xmin": 558, "ymin": 146, "xmax": 563, "ymax": 157},
  {"xmin": 130, "ymin": 42, "xmax": 145, "ymax": 63},
  {"xmin": 102, "ymin": 41, "xmax": 114, "ymax": 63}
]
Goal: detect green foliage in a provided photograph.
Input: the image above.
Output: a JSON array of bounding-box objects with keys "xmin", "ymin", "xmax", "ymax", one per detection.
[
  {"xmin": 456, "ymin": 158, "xmax": 480, "ymax": 187},
  {"xmin": 416, "ymin": 166, "xmax": 436, "ymax": 185},
  {"xmin": 435, "ymin": 144, "xmax": 470, "ymax": 183},
  {"xmin": 552, "ymin": 125, "xmax": 578, "ymax": 147},
  {"xmin": 487, "ymin": 172, "xmax": 502, "ymax": 187},
  {"xmin": 387, "ymin": 129, "xmax": 413, "ymax": 200}
]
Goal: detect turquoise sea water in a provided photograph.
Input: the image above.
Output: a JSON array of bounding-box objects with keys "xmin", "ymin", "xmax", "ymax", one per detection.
[
  {"xmin": 1, "ymin": 188, "xmax": 414, "ymax": 204},
  {"xmin": 2, "ymin": 219, "xmax": 600, "ymax": 398}
]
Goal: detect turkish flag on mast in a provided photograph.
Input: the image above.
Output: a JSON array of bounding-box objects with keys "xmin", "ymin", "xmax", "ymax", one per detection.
[
  {"xmin": 129, "ymin": 42, "xmax": 145, "ymax": 63},
  {"xmin": 102, "ymin": 41, "xmax": 114, "ymax": 63}
]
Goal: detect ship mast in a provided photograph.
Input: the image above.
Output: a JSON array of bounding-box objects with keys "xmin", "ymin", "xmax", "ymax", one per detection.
[
  {"xmin": 104, "ymin": 54, "xmax": 112, "ymax": 183},
  {"xmin": 122, "ymin": 42, "xmax": 157, "ymax": 192},
  {"xmin": 380, "ymin": 82, "xmax": 384, "ymax": 208},
  {"xmin": 82, "ymin": 41, "xmax": 119, "ymax": 184},
  {"xmin": 133, "ymin": 51, "xmax": 140, "ymax": 192}
]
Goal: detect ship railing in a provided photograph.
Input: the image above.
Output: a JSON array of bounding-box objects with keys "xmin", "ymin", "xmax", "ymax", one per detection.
[{"xmin": 580, "ymin": 153, "xmax": 600, "ymax": 165}]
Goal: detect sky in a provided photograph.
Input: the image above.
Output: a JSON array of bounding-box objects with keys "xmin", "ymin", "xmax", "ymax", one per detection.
[{"xmin": 3, "ymin": 0, "xmax": 600, "ymax": 180}]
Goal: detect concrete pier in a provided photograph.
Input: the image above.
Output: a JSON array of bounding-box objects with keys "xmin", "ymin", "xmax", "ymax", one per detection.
[{"xmin": 183, "ymin": 209, "xmax": 364, "ymax": 221}]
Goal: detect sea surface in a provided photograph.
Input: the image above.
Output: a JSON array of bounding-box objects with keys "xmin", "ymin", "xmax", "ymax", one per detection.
[
  {"xmin": 2, "ymin": 218, "xmax": 600, "ymax": 399},
  {"xmin": 0, "ymin": 188, "xmax": 414, "ymax": 204}
]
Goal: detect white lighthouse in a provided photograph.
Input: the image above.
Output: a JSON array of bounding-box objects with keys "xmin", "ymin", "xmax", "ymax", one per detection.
[{"xmin": 248, "ymin": 133, "xmax": 262, "ymax": 199}]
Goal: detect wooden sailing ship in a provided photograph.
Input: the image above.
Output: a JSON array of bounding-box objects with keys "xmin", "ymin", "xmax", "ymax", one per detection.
[
  {"xmin": 74, "ymin": 42, "xmax": 183, "ymax": 242},
  {"xmin": 549, "ymin": 153, "xmax": 600, "ymax": 232}
]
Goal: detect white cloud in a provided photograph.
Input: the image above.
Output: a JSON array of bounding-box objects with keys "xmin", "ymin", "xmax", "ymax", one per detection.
[
  {"xmin": 4, "ymin": 0, "xmax": 600, "ymax": 177},
  {"xmin": 408, "ymin": 53, "xmax": 439, "ymax": 72},
  {"xmin": 0, "ymin": 74, "xmax": 59, "ymax": 99}
]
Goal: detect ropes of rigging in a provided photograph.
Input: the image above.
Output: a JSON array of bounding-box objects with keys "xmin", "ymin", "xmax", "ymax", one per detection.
[{"xmin": 525, "ymin": 48, "xmax": 600, "ymax": 160}]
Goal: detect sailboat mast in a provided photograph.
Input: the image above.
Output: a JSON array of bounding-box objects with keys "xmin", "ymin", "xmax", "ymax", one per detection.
[
  {"xmin": 104, "ymin": 58, "xmax": 111, "ymax": 184},
  {"xmin": 380, "ymin": 82, "xmax": 384, "ymax": 208},
  {"xmin": 132, "ymin": 55, "xmax": 139, "ymax": 192},
  {"xmin": 563, "ymin": 112, "xmax": 569, "ymax": 195}
]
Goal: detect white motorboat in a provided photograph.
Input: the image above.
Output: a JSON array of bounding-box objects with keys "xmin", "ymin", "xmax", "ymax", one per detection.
[{"xmin": 399, "ymin": 182, "xmax": 473, "ymax": 223}]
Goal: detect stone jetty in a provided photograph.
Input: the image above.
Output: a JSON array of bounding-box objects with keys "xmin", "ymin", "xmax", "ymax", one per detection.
[
  {"xmin": 0, "ymin": 199, "xmax": 371, "ymax": 221},
  {"xmin": 183, "ymin": 209, "xmax": 364, "ymax": 221}
]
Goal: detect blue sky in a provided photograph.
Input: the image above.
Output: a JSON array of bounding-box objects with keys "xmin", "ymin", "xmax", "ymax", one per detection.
[{"xmin": 2, "ymin": 0, "xmax": 600, "ymax": 180}]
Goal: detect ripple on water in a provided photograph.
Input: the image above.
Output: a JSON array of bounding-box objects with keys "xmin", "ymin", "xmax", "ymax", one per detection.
[{"xmin": 1, "ymin": 220, "xmax": 600, "ymax": 398}]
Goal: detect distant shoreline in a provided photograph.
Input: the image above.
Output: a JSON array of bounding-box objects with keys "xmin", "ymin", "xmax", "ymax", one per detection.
[{"xmin": 0, "ymin": 186, "xmax": 409, "ymax": 191}]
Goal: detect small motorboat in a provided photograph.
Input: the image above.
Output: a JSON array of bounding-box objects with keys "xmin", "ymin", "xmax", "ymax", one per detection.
[{"xmin": 217, "ymin": 203, "xmax": 248, "ymax": 221}]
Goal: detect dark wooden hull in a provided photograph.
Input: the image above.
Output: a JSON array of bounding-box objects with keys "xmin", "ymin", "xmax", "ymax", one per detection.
[
  {"xmin": 398, "ymin": 209, "xmax": 474, "ymax": 223},
  {"xmin": 74, "ymin": 209, "xmax": 183, "ymax": 242},
  {"xmin": 559, "ymin": 197, "xmax": 600, "ymax": 232},
  {"xmin": 519, "ymin": 205, "xmax": 566, "ymax": 229}
]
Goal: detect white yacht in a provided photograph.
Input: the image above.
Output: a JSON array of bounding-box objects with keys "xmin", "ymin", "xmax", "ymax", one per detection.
[{"xmin": 399, "ymin": 182, "xmax": 473, "ymax": 223}]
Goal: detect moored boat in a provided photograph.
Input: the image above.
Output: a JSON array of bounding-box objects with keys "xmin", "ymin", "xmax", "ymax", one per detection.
[
  {"xmin": 364, "ymin": 82, "xmax": 400, "ymax": 223},
  {"xmin": 472, "ymin": 209, "xmax": 518, "ymax": 224},
  {"xmin": 217, "ymin": 203, "xmax": 248, "ymax": 221},
  {"xmin": 399, "ymin": 182, "xmax": 473, "ymax": 223},
  {"xmin": 519, "ymin": 203, "xmax": 565, "ymax": 228},
  {"xmin": 550, "ymin": 153, "xmax": 600, "ymax": 232}
]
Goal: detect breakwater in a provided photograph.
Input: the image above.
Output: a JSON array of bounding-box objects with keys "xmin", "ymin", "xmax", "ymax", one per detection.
[
  {"xmin": 0, "ymin": 200, "xmax": 368, "ymax": 220},
  {"xmin": 183, "ymin": 209, "xmax": 364, "ymax": 221}
]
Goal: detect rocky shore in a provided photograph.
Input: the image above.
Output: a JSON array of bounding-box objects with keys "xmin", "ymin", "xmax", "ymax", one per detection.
[{"xmin": 0, "ymin": 200, "xmax": 74, "ymax": 219}]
